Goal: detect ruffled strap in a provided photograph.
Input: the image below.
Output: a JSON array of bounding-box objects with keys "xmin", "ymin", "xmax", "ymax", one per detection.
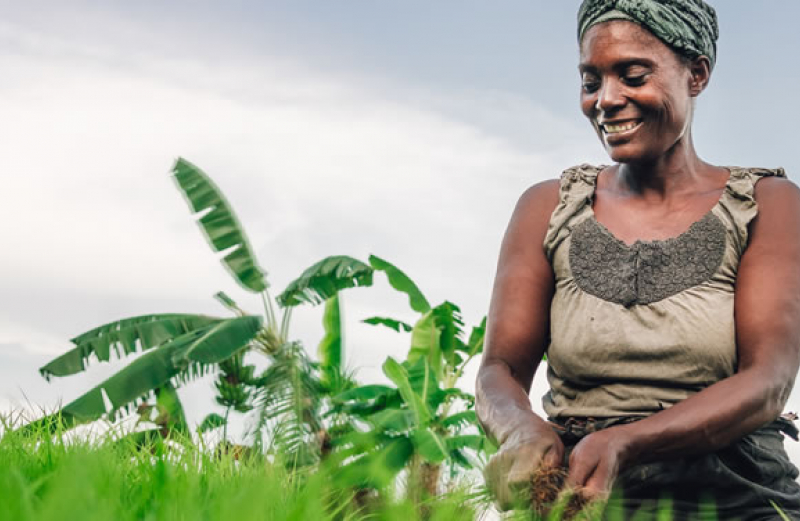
[
  {"xmin": 717, "ymin": 166, "xmax": 787, "ymax": 255},
  {"xmin": 543, "ymin": 164, "xmax": 605, "ymax": 262}
]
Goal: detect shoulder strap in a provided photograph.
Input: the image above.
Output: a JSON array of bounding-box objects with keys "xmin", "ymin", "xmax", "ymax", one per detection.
[
  {"xmin": 543, "ymin": 164, "xmax": 605, "ymax": 262},
  {"xmin": 718, "ymin": 166, "xmax": 787, "ymax": 255}
]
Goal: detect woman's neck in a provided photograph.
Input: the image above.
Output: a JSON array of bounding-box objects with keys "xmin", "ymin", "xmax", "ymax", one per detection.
[{"xmin": 614, "ymin": 136, "xmax": 710, "ymax": 203}]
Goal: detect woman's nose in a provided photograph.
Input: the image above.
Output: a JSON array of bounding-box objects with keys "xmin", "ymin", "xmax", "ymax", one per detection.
[{"xmin": 596, "ymin": 79, "xmax": 625, "ymax": 112}]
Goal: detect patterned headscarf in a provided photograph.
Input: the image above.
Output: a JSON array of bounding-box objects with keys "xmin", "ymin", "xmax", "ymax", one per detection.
[{"xmin": 578, "ymin": 0, "xmax": 719, "ymax": 69}]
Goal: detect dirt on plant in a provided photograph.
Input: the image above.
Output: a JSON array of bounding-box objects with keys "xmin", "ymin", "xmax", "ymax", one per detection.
[{"xmin": 530, "ymin": 465, "xmax": 597, "ymax": 520}]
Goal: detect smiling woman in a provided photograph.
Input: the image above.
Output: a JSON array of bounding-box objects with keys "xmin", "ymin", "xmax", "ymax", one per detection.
[{"xmin": 476, "ymin": 0, "xmax": 800, "ymax": 519}]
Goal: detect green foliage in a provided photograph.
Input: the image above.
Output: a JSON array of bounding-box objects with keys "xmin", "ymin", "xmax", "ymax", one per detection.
[
  {"xmin": 0, "ymin": 425, "xmax": 486, "ymax": 521},
  {"xmin": 30, "ymin": 158, "xmax": 491, "ymax": 509},
  {"xmin": 253, "ymin": 342, "xmax": 325, "ymax": 466},
  {"xmin": 29, "ymin": 316, "xmax": 262, "ymax": 433},
  {"xmin": 368, "ymin": 255, "xmax": 430, "ymax": 313},
  {"xmin": 327, "ymin": 254, "xmax": 489, "ymax": 499},
  {"xmin": 318, "ymin": 295, "xmax": 343, "ymax": 389},
  {"xmin": 331, "ymin": 355, "xmax": 489, "ymax": 494},
  {"xmin": 362, "ymin": 316, "xmax": 413, "ymax": 333},
  {"xmin": 278, "ymin": 256, "xmax": 374, "ymax": 307},
  {"xmin": 172, "ymin": 157, "xmax": 269, "ymax": 292},
  {"xmin": 39, "ymin": 314, "xmax": 222, "ymax": 379},
  {"xmin": 214, "ymin": 353, "xmax": 257, "ymax": 413},
  {"xmin": 198, "ymin": 413, "xmax": 227, "ymax": 434}
]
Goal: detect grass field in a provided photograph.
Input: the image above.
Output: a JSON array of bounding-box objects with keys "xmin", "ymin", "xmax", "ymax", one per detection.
[
  {"xmin": 0, "ymin": 418, "xmax": 491, "ymax": 521},
  {"xmin": 4, "ymin": 416, "xmax": 791, "ymax": 521}
]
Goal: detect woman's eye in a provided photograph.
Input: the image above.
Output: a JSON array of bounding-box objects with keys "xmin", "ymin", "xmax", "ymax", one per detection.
[
  {"xmin": 582, "ymin": 79, "xmax": 600, "ymax": 93},
  {"xmin": 623, "ymin": 74, "xmax": 648, "ymax": 87}
]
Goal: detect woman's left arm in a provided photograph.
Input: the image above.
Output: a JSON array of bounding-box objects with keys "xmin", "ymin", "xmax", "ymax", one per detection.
[{"xmin": 568, "ymin": 176, "xmax": 800, "ymax": 496}]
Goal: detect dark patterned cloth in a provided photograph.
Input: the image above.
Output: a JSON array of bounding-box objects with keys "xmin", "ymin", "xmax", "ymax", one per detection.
[
  {"xmin": 578, "ymin": 0, "xmax": 720, "ymax": 69},
  {"xmin": 569, "ymin": 212, "xmax": 726, "ymax": 307},
  {"xmin": 549, "ymin": 417, "xmax": 800, "ymax": 520}
]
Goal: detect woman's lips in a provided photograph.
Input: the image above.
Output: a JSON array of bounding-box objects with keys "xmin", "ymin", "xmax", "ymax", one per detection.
[{"xmin": 600, "ymin": 119, "xmax": 643, "ymax": 143}]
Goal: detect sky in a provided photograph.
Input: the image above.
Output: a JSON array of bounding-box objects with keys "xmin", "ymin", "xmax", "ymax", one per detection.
[{"xmin": 2, "ymin": 0, "xmax": 800, "ymax": 463}]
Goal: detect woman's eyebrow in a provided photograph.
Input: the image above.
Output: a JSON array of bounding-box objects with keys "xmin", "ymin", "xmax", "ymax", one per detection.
[
  {"xmin": 613, "ymin": 59, "xmax": 655, "ymax": 71},
  {"xmin": 579, "ymin": 58, "xmax": 656, "ymax": 75}
]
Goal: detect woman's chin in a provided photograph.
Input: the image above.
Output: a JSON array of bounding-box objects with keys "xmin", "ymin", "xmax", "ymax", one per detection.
[{"xmin": 604, "ymin": 144, "xmax": 650, "ymax": 164}]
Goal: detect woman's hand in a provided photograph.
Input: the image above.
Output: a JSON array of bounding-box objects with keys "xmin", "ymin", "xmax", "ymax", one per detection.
[
  {"xmin": 566, "ymin": 425, "xmax": 637, "ymax": 498},
  {"xmin": 484, "ymin": 415, "xmax": 565, "ymax": 511}
]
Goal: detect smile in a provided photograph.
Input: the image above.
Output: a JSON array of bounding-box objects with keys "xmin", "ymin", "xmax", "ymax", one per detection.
[{"xmin": 601, "ymin": 120, "xmax": 642, "ymax": 134}]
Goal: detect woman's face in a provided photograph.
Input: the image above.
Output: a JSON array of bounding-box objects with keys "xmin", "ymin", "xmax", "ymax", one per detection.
[{"xmin": 579, "ymin": 21, "xmax": 696, "ymax": 164}]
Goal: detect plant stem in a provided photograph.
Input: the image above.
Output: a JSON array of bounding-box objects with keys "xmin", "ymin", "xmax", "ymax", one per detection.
[
  {"xmin": 223, "ymin": 406, "xmax": 231, "ymax": 443},
  {"xmin": 279, "ymin": 307, "xmax": 293, "ymax": 342},
  {"xmin": 261, "ymin": 291, "xmax": 278, "ymax": 331}
]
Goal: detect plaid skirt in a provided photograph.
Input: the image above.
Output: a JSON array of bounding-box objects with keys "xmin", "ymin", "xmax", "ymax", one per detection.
[{"xmin": 549, "ymin": 416, "xmax": 800, "ymax": 520}]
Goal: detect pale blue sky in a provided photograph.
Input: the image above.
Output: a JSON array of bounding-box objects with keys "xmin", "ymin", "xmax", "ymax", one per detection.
[{"xmin": 2, "ymin": 2, "xmax": 799, "ymax": 458}]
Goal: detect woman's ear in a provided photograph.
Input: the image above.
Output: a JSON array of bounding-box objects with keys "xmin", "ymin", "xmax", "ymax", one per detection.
[{"xmin": 688, "ymin": 56, "xmax": 712, "ymax": 97}]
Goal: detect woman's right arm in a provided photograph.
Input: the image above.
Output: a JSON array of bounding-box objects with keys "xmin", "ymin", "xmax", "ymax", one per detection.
[{"xmin": 476, "ymin": 179, "xmax": 562, "ymax": 509}]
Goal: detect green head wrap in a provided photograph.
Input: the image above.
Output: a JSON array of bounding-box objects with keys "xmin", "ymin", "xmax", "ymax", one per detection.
[{"xmin": 578, "ymin": 0, "xmax": 719, "ymax": 69}]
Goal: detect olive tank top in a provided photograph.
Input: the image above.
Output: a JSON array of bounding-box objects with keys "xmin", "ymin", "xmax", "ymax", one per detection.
[{"xmin": 542, "ymin": 164, "xmax": 787, "ymax": 419}]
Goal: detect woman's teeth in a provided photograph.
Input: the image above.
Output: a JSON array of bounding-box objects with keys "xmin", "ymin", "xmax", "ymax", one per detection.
[{"xmin": 603, "ymin": 121, "xmax": 640, "ymax": 134}]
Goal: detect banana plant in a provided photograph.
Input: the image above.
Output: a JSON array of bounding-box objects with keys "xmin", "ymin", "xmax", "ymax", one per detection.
[
  {"xmin": 246, "ymin": 255, "xmax": 458, "ymax": 465},
  {"xmin": 29, "ymin": 158, "xmax": 373, "ymax": 436},
  {"xmin": 330, "ymin": 355, "xmax": 491, "ymax": 499},
  {"xmin": 325, "ymin": 260, "xmax": 492, "ymax": 500}
]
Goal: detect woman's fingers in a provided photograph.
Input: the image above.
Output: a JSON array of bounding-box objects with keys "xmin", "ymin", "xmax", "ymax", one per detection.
[
  {"xmin": 485, "ymin": 441, "xmax": 557, "ymax": 510},
  {"xmin": 567, "ymin": 436, "xmax": 603, "ymax": 489},
  {"xmin": 543, "ymin": 443, "xmax": 565, "ymax": 468},
  {"xmin": 567, "ymin": 431, "xmax": 622, "ymax": 495},
  {"xmin": 485, "ymin": 450, "xmax": 531, "ymax": 510},
  {"xmin": 567, "ymin": 453, "xmax": 598, "ymax": 489}
]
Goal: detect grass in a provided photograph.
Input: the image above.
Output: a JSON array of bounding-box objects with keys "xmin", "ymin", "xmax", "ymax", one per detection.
[
  {"xmin": 0, "ymin": 417, "xmax": 486, "ymax": 521},
  {"xmin": 3, "ymin": 414, "xmax": 792, "ymax": 521}
]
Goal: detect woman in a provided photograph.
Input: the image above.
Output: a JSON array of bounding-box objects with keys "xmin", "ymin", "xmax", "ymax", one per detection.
[{"xmin": 476, "ymin": 0, "xmax": 800, "ymax": 518}]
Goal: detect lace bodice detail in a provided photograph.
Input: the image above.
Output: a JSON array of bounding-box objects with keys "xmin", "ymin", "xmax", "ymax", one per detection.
[{"xmin": 569, "ymin": 212, "xmax": 727, "ymax": 307}]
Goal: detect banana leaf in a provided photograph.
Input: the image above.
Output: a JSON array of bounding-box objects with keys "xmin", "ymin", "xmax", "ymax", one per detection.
[
  {"xmin": 368, "ymin": 409, "xmax": 415, "ymax": 432},
  {"xmin": 412, "ymin": 427, "xmax": 448, "ymax": 463},
  {"xmin": 362, "ymin": 316, "xmax": 412, "ymax": 333},
  {"xmin": 278, "ymin": 255, "xmax": 373, "ymax": 307},
  {"xmin": 317, "ymin": 295, "xmax": 342, "ymax": 388},
  {"xmin": 172, "ymin": 157, "xmax": 268, "ymax": 292},
  {"xmin": 40, "ymin": 314, "xmax": 222, "ymax": 380},
  {"xmin": 214, "ymin": 291, "xmax": 244, "ymax": 315},
  {"xmin": 333, "ymin": 384, "xmax": 395, "ymax": 403},
  {"xmin": 334, "ymin": 436, "xmax": 414, "ymax": 489},
  {"xmin": 432, "ymin": 302, "xmax": 465, "ymax": 367},
  {"xmin": 198, "ymin": 413, "xmax": 226, "ymax": 434},
  {"xmin": 368, "ymin": 255, "xmax": 430, "ymax": 313},
  {"xmin": 153, "ymin": 382, "xmax": 188, "ymax": 434},
  {"xmin": 464, "ymin": 316, "xmax": 486, "ymax": 356},
  {"xmin": 440, "ymin": 410, "xmax": 477, "ymax": 431},
  {"xmin": 27, "ymin": 316, "xmax": 262, "ymax": 432},
  {"xmin": 408, "ymin": 311, "xmax": 443, "ymax": 380},
  {"xmin": 382, "ymin": 357, "xmax": 432, "ymax": 427},
  {"xmin": 445, "ymin": 434, "xmax": 486, "ymax": 452}
]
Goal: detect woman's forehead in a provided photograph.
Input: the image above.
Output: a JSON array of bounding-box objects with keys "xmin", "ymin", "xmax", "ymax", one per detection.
[{"xmin": 580, "ymin": 20, "xmax": 677, "ymax": 67}]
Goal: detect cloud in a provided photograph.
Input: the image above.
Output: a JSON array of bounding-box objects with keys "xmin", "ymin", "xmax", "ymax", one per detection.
[{"xmin": 0, "ymin": 17, "xmax": 584, "ymax": 440}]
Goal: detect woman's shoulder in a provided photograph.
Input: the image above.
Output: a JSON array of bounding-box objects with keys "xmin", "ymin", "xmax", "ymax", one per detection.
[
  {"xmin": 725, "ymin": 166, "xmax": 795, "ymax": 205},
  {"xmin": 729, "ymin": 167, "xmax": 800, "ymax": 253},
  {"xmin": 751, "ymin": 171, "xmax": 800, "ymax": 216},
  {"xmin": 514, "ymin": 164, "xmax": 609, "ymax": 233},
  {"xmin": 513, "ymin": 179, "xmax": 560, "ymax": 231}
]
